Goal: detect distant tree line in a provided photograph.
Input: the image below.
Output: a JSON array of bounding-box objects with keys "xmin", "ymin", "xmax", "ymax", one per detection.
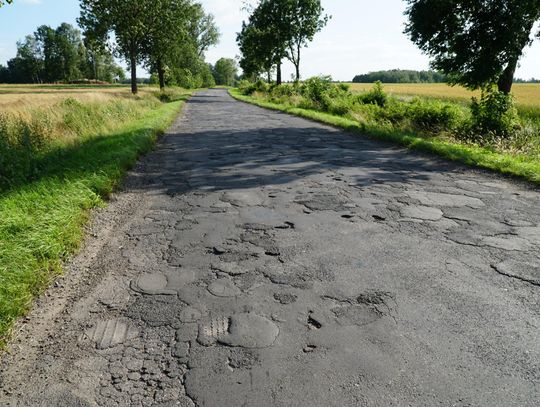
[
  {"xmin": 0, "ymin": 23, "xmax": 125, "ymax": 84},
  {"xmin": 514, "ymin": 78, "xmax": 540, "ymax": 83},
  {"xmin": 352, "ymin": 69, "xmax": 446, "ymax": 84}
]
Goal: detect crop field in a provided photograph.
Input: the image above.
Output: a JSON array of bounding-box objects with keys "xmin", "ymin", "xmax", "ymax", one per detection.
[
  {"xmin": 348, "ymin": 83, "xmax": 540, "ymax": 108},
  {"xmin": 0, "ymin": 84, "xmax": 156, "ymax": 112}
]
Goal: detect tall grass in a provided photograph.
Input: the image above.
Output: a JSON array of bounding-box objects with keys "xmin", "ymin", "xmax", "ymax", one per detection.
[{"xmin": 0, "ymin": 88, "xmax": 190, "ymax": 346}]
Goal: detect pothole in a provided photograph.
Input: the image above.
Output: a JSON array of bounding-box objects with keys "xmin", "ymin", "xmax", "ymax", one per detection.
[
  {"xmin": 207, "ymin": 279, "xmax": 242, "ymax": 297},
  {"xmin": 303, "ymin": 345, "xmax": 317, "ymax": 353},
  {"xmin": 130, "ymin": 273, "xmax": 177, "ymax": 295},
  {"xmin": 198, "ymin": 313, "xmax": 279, "ymax": 349},
  {"xmin": 307, "ymin": 311, "xmax": 323, "ymax": 330}
]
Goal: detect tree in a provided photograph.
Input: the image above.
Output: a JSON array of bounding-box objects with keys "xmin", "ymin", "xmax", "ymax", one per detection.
[
  {"xmin": 0, "ymin": 65, "xmax": 9, "ymax": 83},
  {"xmin": 143, "ymin": 0, "xmax": 190, "ymax": 90},
  {"xmin": 143, "ymin": 0, "xmax": 219, "ymax": 90},
  {"xmin": 284, "ymin": 0, "xmax": 328, "ymax": 81},
  {"xmin": 213, "ymin": 58, "xmax": 238, "ymax": 86},
  {"xmin": 79, "ymin": 0, "xmax": 155, "ymax": 94},
  {"xmin": 189, "ymin": 4, "xmax": 220, "ymax": 57},
  {"xmin": 15, "ymin": 35, "xmax": 44, "ymax": 83},
  {"xmin": 237, "ymin": 21, "xmax": 275, "ymax": 80},
  {"xmin": 405, "ymin": 0, "xmax": 540, "ymax": 94},
  {"xmin": 237, "ymin": 0, "xmax": 328, "ymax": 84},
  {"xmin": 237, "ymin": 0, "xmax": 289, "ymax": 84},
  {"xmin": 0, "ymin": 0, "xmax": 13, "ymax": 6}
]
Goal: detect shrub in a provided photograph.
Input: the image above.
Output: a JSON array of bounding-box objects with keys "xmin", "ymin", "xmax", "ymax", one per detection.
[
  {"xmin": 464, "ymin": 88, "xmax": 520, "ymax": 141},
  {"xmin": 357, "ymin": 81, "xmax": 387, "ymax": 107},
  {"xmin": 300, "ymin": 76, "xmax": 334, "ymax": 107},
  {"xmin": 299, "ymin": 76, "xmax": 353, "ymax": 113},
  {"xmin": 406, "ymin": 99, "xmax": 462, "ymax": 132},
  {"xmin": 238, "ymin": 79, "xmax": 269, "ymax": 96}
]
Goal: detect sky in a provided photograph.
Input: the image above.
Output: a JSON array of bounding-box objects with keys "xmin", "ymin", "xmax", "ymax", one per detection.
[{"xmin": 1, "ymin": 0, "xmax": 539, "ymax": 81}]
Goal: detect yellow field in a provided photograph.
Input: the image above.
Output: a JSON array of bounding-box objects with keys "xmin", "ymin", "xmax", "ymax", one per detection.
[
  {"xmin": 0, "ymin": 84, "xmax": 155, "ymax": 112},
  {"xmin": 348, "ymin": 83, "xmax": 540, "ymax": 108}
]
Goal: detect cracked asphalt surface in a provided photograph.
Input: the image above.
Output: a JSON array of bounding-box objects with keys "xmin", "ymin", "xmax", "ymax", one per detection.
[{"xmin": 1, "ymin": 89, "xmax": 539, "ymax": 406}]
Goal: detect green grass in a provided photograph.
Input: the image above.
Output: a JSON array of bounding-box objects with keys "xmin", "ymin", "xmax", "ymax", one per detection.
[
  {"xmin": 230, "ymin": 88, "xmax": 540, "ymax": 184},
  {"xmin": 0, "ymin": 92, "xmax": 189, "ymax": 346}
]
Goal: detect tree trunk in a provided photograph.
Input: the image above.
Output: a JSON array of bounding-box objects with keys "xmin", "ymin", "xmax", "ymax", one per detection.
[
  {"xmin": 497, "ymin": 57, "xmax": 518, "ymax": 94},
  {"xmin": 276, "ymin": 61, "xmax": 282, "ymax": 85},
  {"xmin": 130, "ymin": 52, "xmax": 138, "ymax": 94},
  {"xmin": 267, "ymin": 70, "xmax": 271, "ymax": 83},
  {"xmin": 157, "ymin": 59, "xmax": 165, "ymax": 91},
  {"xmin": 295, "ymin": 45, "xmax": 301, "ymax": 82}
]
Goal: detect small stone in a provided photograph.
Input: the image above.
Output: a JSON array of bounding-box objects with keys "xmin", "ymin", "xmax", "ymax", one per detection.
[
  {"xmin": 213, "ymin": 246, "xmax": 227, "ymax": 254},
  {"xmin": 273, "ymin": 292, "xmax": 297, "ymax": 305},
  {"xmin": 127, "ymin": 372, "xmax": 141, "ymax": 381},
  {"xmin": 173, "ymin": 342, "xmax": 190, "ymax": 359},
  {"xmin": 125, "ymin": 358, "xmax": 144, "ymax": 372}
]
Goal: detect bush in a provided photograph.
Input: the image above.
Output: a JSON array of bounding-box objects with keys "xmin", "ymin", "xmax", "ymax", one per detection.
[
  {"xmin": 406, "ymin": 99, "xmax": 462, "ymax": 132},
  {"xmin": 238, "ymin": 79, "xmax": 269, "ymax": 96},
  {"xmin": 299, "ymin": 76, "xmax": 353, "ymax": 113},
  {"xmin": 299, "ymin": 76, "xmax": 334, "ymax": 108},
  {"xmin": 357, "ymin": 81, "xmax": 387, "ymax": 107},
  {"xmin": 464, "ymin": 88, "xmax": 520, "ymax": 141}
]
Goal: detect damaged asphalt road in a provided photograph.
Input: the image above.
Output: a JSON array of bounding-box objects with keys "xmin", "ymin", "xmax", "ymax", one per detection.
[{"xmin": 0, "ymin": 89, "xmax": 539, "ymax": 406}]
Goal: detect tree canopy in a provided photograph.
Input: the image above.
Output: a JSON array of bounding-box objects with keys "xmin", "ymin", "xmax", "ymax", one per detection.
[
  {"xmin": 405, "ymin": 0, "xmax": 540, "ymax": 93},
  {"xmin": 79, "ymin": 0, "xmax": 218, "ymax": 93},
  {"xmin": 237, "ymin": 0, "xmax": 328, "ymax": 83},
  {"xmin": 213, "ymin": 58, "xmax": 238, "ymax": 86}
]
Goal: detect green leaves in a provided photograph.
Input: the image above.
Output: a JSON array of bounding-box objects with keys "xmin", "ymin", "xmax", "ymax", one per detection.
[
  {"xmin": 213, "ymin": 58, "xmax": 238, "ymax": 86},
  {"xmin": 237, "ymin": 0, "xmax": 329, "ymax": 81},
  {"xmin": 79, "ymin": 0, "xmax": 218, "ymax": 92},
  {"xmin": 405, "ymin": 0, "xmax": 540, "ymax": 92}
]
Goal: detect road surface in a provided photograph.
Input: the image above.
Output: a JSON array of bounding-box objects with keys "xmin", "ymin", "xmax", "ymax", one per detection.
[{"xmin": 1, "ymin": 89, "xmax": 539, "ymax": 406}]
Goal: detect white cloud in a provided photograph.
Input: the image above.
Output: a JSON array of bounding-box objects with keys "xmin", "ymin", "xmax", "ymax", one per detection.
[{"xmin": 20, "ymin": 0, "xmax": 42, "ymax": 5}]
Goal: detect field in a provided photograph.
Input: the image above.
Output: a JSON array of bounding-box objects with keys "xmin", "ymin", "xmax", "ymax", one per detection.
[
  {"xmin": 0, "ymin": 84, "xmax": 156, "ymax": 111},
  {"xmin": 347, "ymin": 83, "xmax": 540, "ymax": 109},
  {"xmin": 0, "ymin": 84, "xmax": 190, "ymax": 346}
]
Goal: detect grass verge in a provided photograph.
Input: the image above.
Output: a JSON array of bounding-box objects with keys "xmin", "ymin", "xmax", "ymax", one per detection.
[
  {"xmin": 0, "ymin": 92, "xmax": 189, "ymax": 347},
  {"xmin": 230, "ymin": 88, "xmax": 540, "ymax": 184}
]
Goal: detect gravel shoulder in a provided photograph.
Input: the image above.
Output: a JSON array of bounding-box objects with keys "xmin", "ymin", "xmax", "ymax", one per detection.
[{"xmin": 1, "ymin": 89, "xmax": 539, "ymax": 406}]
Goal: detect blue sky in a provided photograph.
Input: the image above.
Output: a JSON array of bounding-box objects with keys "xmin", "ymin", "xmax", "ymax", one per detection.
[{"xmin": 1, "ymin": 0, "xmax": 539, "ymax": 81}]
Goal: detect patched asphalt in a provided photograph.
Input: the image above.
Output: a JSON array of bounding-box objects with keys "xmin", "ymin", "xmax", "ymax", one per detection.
[{"xmin": 1, "ymin": 89, "xmax": 539, "ymax": 406}]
